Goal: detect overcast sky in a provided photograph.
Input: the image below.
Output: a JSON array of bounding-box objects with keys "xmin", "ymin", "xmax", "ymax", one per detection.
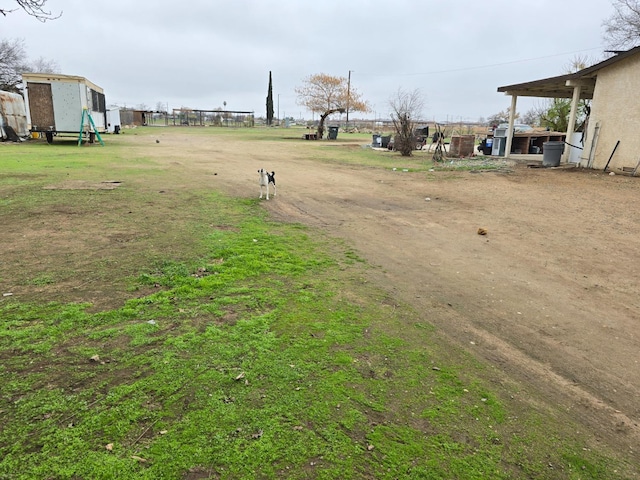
[{"xmin": 4, "ymin": 0, "xmax": 616, "ymax": 122}]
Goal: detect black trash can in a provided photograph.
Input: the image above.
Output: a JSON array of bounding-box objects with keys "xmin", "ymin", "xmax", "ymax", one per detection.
[
  {"xmin": 328, "ymin": 126, "xmax": 339, "ymax": 140},
  {"xmin": 479, "ymin": 137, "xmax": 492, "ymax": 155},
  {"xmin": 372, "ymin": 134, "xmax": 381, "ymax": 147},
  {"xmin": 542, "ymin": 141, "xmax": 564, "ymax": 167},
  {"xmin": 381, "ymin": 135, "xmax": 391, "ymax": 148}
]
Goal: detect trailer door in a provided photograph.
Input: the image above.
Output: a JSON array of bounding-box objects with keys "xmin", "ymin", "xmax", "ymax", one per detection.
[
  {"xmin": 50, "ymin": 82, "xmax": 82, "ymax": 132},
  {"xmin": 26, "ymin": 82, "xmax": 55, "ymax": 131}
]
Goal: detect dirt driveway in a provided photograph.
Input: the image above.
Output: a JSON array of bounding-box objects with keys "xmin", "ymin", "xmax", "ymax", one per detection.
[
  {"xmin": 191, "ymin": 135, "xmax": 640, "ymax": 454},
  {"xmin": 6, "ymin": 130, "xmax": 638, "ymax": 457}
]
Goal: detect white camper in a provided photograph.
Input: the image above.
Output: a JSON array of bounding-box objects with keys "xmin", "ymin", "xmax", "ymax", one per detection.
[
  {"xmin": 21, "ymin": 73, "xmax": 107, "ymax": 144},
  {"xmin": 0, "ymin": 90, "xmax": 28, "ymax": 141},
  {"xmin": 106, "ymin": 108, "xmax": 121, "ymax": 134}
]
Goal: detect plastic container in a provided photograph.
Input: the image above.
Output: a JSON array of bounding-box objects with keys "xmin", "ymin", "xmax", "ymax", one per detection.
[{"xmin": 542, "ymin": 141, "xmax": 564, "ymax": 167}]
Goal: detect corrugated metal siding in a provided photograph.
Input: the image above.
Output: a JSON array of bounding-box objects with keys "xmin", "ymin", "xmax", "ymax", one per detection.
[{"xmin": 0, "ymin": 90, "xmax": 29, "ymax": 138}]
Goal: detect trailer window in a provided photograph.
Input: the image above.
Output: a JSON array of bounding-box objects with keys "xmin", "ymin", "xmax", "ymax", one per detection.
[{"xmin": 91, "ymin": 89, "xmax": 106, "ymax": 113}]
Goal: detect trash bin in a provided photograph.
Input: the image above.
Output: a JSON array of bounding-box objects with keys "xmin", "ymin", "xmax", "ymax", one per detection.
[
  {"xmin": 483, "ymin": 137, "xmax": 493, "ymax": 155},
  {"xmin": 381, "ymin": 135, "xmax": 391, "ymax": 148},
  {"xmin": 477, "ymin": 137, "xmax": 492, "ymax": 155},
  {"xmin": 542, "ymin": 141, "xmax": 564, "ymax": 167},
  {"xmin": 372, "ymin": 134, "xmax": 381, "ymax": 147},
  {"xmin": 328, "ymin": 126, "xmax": 339, "ymax": 140}
]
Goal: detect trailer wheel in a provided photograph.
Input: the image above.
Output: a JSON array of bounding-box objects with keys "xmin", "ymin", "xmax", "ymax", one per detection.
[{"xmin": 45, "ymin": 132, "xmax": 54, "ymax": 144}]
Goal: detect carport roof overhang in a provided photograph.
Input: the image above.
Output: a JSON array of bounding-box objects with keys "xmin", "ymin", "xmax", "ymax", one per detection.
[
  {"xmin": 497, "ymin": 46, "xmax": 640, "ymax": 99},
  {"xmin": 497, "ymin": 74, "xmax": 595, "ymax": 99},
  {"xmin": 494, "ymin": 47, "xmax": 640, "ymax": 162}
]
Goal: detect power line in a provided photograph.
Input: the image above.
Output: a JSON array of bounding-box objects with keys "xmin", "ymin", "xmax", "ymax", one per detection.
[{"xmin": 360, "ymin": 46, "xmax": 604, "ymax": 77}]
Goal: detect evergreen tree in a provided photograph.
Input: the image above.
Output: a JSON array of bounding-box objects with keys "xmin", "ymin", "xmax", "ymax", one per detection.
[{"xmin": 266, "ymin": 71, "xmax": 274, "ymax": 126}]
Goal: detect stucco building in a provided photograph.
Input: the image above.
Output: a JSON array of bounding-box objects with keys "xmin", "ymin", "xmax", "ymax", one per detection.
[{"xmin": 497, "ymin": 46, "xmax": 640, "ymax": 172}]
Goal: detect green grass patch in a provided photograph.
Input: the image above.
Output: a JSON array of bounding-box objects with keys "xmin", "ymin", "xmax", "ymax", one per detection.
[{"xmin": 0, "ymin": 127, "xmax": 633, "ymax": 479}]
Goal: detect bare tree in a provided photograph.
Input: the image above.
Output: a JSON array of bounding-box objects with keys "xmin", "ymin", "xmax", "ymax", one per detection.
[
  {"xmin": 23, "ymin": 55, "xmax": 59, "ymax": 73},
  {"xmin": 0, "ymin": 0, "xmax": 61, "ymax": 21},
  {"xmin": 563, "ymin": 55, "xmax": 593, "ymax": 74},
  {"xmin": 603, "ymin": 0, "xmax": 640, "ymax": 48},
  {"xmin": 296, "ymin": 73, "xmax": 369, "ymax": 139},
  {"xmin": 0, "ymin": 38, "xmax": 28, "ymax": 92},
  {"xmin": 388, "ymin": 88, "xmax": 425, "ymax": 157},
  {"xmin": 521, "ymin": 106, "xmax": 543, "ymax": 127},
  {"xmin": 486, "ymin": 108, "xmax": 518, "ymax": 126},
  {"xmin": 1, "ymin": 37, "xmax": 60, "ymax": 92}
]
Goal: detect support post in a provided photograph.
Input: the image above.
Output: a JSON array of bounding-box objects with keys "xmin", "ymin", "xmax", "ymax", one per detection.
[
  {"xmin": 504, "ymin": 94, "xmax": 518, "ymax": 158},
  {"xmin": 562, "ymin": 84, "xmax": 582, "ymax": 163},
  {"xmin": 77, "ymin": 108, "xmax": 86, "ymax": 146},
  {"xmin": 346, "ymin": 70, "xmax": 351, "ymax": 131}
]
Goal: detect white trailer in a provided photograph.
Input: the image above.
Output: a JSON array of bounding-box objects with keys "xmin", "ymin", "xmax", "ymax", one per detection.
[
  {"xmin": 21, "ymin": 73, "xmax": 107, "ymax": 144},
  {"xmin": 106, "ymin": 107, "xmax": 121, "ymax": 133}
]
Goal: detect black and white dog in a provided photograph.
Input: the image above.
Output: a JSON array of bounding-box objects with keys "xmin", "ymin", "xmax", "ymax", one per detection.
[{"xmin": 258, "ymin": 169, "xmax": 276, "ymax": 200}]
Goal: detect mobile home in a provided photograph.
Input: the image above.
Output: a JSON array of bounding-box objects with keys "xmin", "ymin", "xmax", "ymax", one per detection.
[{"xmin": 21, "ymin": 73, "xmax": 107, "ymax": 144}]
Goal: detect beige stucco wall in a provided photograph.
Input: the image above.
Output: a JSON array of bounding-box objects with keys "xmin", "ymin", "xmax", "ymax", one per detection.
[{"xmin": 584, "ymin": 54, "xmax": 640, "ymax": 171}]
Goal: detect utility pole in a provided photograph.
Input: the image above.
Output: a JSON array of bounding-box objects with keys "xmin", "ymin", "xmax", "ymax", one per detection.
[{"xmin": 346, "ymin": 70, "xmax": 351, "ymax": 131}]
